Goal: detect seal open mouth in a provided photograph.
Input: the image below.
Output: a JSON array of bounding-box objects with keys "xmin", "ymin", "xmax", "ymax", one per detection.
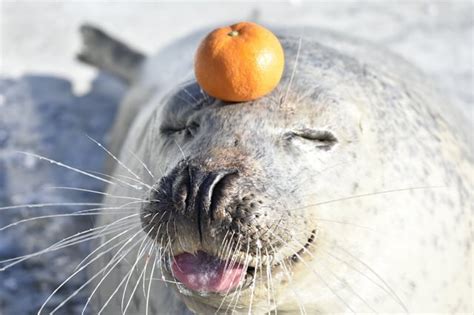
[
  {"xmin": 171, "ymin": 230, "xmax": 317, "ymax": 294},
  {"xmin": 171, "ymin": 251, "xmax": 245, "ymax": 293}
]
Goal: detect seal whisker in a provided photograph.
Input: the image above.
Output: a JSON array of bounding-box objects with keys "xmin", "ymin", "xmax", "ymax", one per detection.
[
  {"xmin": 122, "ymin": 212, "xmax": 162, "ymax": 271},
  {"xmin": 164, "ymin": 214, "xmax": 177, "ymax": 265},
  {"xmin": 145, "ymin": 235, "xmax": 160, "ymax": 315},
  {"xmin": 73, "ymin": 222, "xmax": 142, "ymax": 272},
  {"xmin": 0, "ymin": 209, "xmax": 136, "ymax": 232},
  {"xmin": 48, "ymin": 220, "xmax": 139, "ymax": 257},
  {"xmin": 38, "ymin": 226, "xmax": 141, "ymax": 314},
  {"xmin": 90, "ymin": 170, "xmax": 151, "ymax": 191},
  {"xmin": 112, "ymin": 173, "xmax": 154, "ymax": 190},
  {"xmin": 226, "ymin": 237, "xmax": 252, "ymax": 314},
  {"xmin": 274, "ymin": 216, "xmax": 376, "ymax": 232},
  {"xmin": 81, "ymin": 216, "xmax": 159, "ymax": 314},
  {"xmin": 166, "ymin": 244, "xmax": 174, "ymax": 283},
  {"xmin": 217, "ymin": 229, "xmax": 231, "ymax": 258},
  {"xmin": 173, "ymin": 138, "xmax": 188, "ymax": 162},
  {"xmin": 267, "ymin": 241, "xmax": 306, "ymax": 315},
  {"xmin": 182, "ymin": 87, "xmax": 200, "ymax": 104},
  {"xmin": 141, "ymin": 244, "xmax": 153, "ymax": 302},
  {"xmin": 280, "ymin": 234, "xmax": 378, "ymax": 313},
  {"xmin": 52, "ymin": 228, "xmax": 148, "ymax": 314},
  {"xmin": 310, "ymin": 218, "xmax": 376, "ymax": 232},
  {"xmin": 122, "ymin": 238, "xmax": 156, "ymax": 314},
  {"xmin": 72, "ymin": 206, "xmax": 138, "ymax": 214},
  {"xmin": 128, "ymin": 149, "xmax": 158, "ymax": 180},
  {"xmin": 87, "ymin": 135, "xmax": 144, "ymax": 182},
  {"xmin": 213, "ymin": 233, "xmax": 241, "ymax": 314},
  {"xmin": 247, "ymin": 236, "xmax": 258, "ymax": 315},
  {"xmin": 222, "ymin": 235, "xmax": 241, "ymax": 275},
  {"xmin": 220, "ymin": 234, "xmax": 234, "ymax": 264},
  {"xmin": 16, "ymin": 151, "xmax": 117, "ymax": 185},
  {"xmin": 62, "ymin": 219, "xmax": 139, "ymax": 254},
  {"xmin": 264, "ymin": 247, "xmax": 276, "ymax": 313},
  {"xmin": 93, "ymin": 237, "xmax": 153, "ymax": 315},
  {"xmin": 175, "ymin": 93, "xmax": 197, "ymax": 107},
  {"xmin": 210, "ymin": 239, "xmax": 243, "ymax": 311},
  {"xmin": 281, "ymin": 34, "xmax": 303, "ymax": 106},
  {"xmin": 218, "ymin": 231, "xmax": 235, "ymax": 263},
  {"xmin": 56, "ymin": 216, "xmax": 139, "ymax": 250},
  {"xmin": 237, "ymin": 239, "xmax": 253, "ymax": 305},
  {"xmin": 269, "ymin": 231, "xmax": 356, "ymax": 314},
  {"xmin": 316, "ymin": 244, "xmax": 402, "ymax": 313},
  {"xmin": 0, "ymin": 202, "xmax": 103, "ymax": 211},
  {"xmin": 255, "ymin": 240, "xmax": 269, "ymax": 312},
  {"xmin": 45, "ymin": 186, "xmax": 147, "ymax": 201},
  {"xmin": 198, "ymin": 86, "xmax": 212, "ymax": 106},
  {"xmin": 0, "ymin": 215, "xmax": 140, "ymax": 270},
  {"xmin": 156, "ymin": 236, "xmax": 169, "ymax": 282},
  {"xmin": 120, "ymin": 224, "xmax": 157, "ymax": 312},
  {"xmin": 4, "ymin": 222, "xmax": 138, "ymax": 269},
  {"xmin": 321, "ymin": 239, "xmax": 409, "ymax": 313},
  {"xmin": 148, "ymin": 276, "xmax": 181, "ymax": 285},
  {"xmin": 289, "ymin": 185, "xmax": 447, "ymax": 212},
  {"xmin": 217, "ymin": 236, "xmax": 248, "ymax": 314},
  {"xmin": 1, "ymin": 199, "xmax": 142, "ymax": 232}
]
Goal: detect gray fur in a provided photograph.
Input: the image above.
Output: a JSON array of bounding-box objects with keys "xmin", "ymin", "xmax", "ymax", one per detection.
[{"xmin": 83, "ymin": 25, "xmax": 472, "ymax": 314}]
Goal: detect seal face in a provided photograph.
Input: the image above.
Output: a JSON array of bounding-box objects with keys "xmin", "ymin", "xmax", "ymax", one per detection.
[
  {"xmin": 93, "ymin": 31, "xmax": 472, "ymax": 314},
  {"xmin": 138, "ymin": 78, "xmax": 343, "ymax": 307}
]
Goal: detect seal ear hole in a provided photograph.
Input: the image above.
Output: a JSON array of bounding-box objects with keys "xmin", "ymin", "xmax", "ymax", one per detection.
[{"xmin": 288, "ymin": 129, "xmax": 338, "ymax": 150}]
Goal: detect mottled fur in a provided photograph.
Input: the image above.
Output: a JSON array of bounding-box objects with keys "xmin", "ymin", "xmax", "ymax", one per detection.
[{"xmin": 84, "ymin": 26, "xmax": 472, "ymax": 314}]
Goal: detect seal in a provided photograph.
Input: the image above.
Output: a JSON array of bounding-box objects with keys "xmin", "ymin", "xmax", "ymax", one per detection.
[{"xmin": 76, "ymin": 25, "xmax": 472, "ymax": 314}]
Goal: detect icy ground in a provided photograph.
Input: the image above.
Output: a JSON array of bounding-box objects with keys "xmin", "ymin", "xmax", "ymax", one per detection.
[
  {"xmin": 0, "ymin": 75, "xmax": 125, "ymax": 314},
  {"xmin": 0, "ymin": 1, "xmax": 473, "ymax": 314}
]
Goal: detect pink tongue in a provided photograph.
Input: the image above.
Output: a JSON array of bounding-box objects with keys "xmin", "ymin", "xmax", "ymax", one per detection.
[{"xmin": 171, "ymin": 251, "xmax": 244, "ymax": 293}]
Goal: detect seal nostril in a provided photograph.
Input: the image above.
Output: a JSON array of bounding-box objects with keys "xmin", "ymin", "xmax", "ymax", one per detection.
[
  {"xmin": 197, "ymin": 169, "xmax": 238, "ymax": 221},
  {"xmin": 170, "ymin": 164, "xmax": 193, "ymax": 211},
  {"xmin": 208, "ymin": 170, "xmax": 238, "ymax": 220}
]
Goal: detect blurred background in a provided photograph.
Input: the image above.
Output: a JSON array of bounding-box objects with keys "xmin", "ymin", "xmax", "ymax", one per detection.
[
  {"xmin": 2, "ymin": 0, "xmax": 474, "ymax": 102},
  {"xmin": 0, "ymin": 1, "xmax": 472, "ymax": 314}
]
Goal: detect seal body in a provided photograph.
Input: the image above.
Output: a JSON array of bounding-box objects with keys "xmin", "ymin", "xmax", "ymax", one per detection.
[{"xmin": 86, "ymin": 26, "xmax": 473, "ymax": 314}]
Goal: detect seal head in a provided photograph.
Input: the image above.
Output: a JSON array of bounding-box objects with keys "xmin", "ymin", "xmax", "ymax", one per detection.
[{"xmin": 138, "ymin": 36, "xmax": 367, "ymax": 312}]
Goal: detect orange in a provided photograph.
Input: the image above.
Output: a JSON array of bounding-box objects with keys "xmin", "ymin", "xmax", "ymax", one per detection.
[{"xmin": 194, "ymin": 22, "xmax": 285, "ymax": 102}]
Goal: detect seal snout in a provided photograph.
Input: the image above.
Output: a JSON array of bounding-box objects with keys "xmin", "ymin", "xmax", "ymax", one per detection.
[
  {"xmin": 140, "ymin": 161, "xmax": 242, "ymax": 244},
  {"xmin": 168, "ymin": 162, "xmax": 239, "ymax": 224}
]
